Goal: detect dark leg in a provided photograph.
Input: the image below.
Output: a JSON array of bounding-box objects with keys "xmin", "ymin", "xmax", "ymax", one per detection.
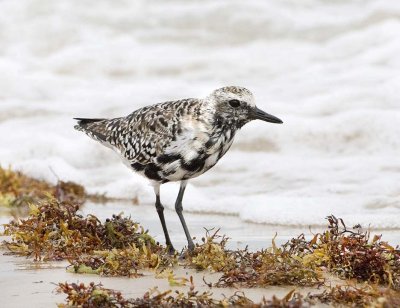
[
  {"xmin": 175, "ymin": 181, "xmax": 194, "ymax": 251},
  {"xmin": 153, "ymin": 185, "xmax": 174, "ymax": 253}
]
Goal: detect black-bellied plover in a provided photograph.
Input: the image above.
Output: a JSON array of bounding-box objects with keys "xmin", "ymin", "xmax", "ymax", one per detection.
[{"xmin": 74, "ymin": 86, "xmax": 283, "ymax": 252}]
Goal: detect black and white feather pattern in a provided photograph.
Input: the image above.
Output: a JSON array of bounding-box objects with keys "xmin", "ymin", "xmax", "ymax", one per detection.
[
  {"xmin": 74, "ymin": 87, "xmax": 253, "ymax": 183},
  {"xmin": 74, "ymin": 99, "xmax": 235, "ymax": 183}
]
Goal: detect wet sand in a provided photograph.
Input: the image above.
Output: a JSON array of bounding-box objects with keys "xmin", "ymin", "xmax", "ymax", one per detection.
[
  {"xmin": 1, "ymin": 202, "xmax": 399, "ymax": 307},
  {"xmin": 0, "ymin": 251, "xmax": 330, "ymax": 308}
]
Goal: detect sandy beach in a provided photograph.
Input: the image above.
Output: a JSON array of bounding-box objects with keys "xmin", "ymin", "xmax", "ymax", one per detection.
[
  {"xmin": 1, "ymin": 201, "xmax": 399, "ymax": 307},
  {"xmin": 0, "ymin": 202, "xmax": 300, "ymax": 307},
  {"xmin": 2, "ymin": 251, "xmax": 334, "ymax": 307}
]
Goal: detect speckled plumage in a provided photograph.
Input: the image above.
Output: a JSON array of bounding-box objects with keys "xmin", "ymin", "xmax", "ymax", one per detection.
[
  {"xmin": 75, "ymin": 87, "xmax": 253, "ymax": 184},
  {"xmin": 74, "ymin": 86, "xmax": 283, "ymax": 252}
]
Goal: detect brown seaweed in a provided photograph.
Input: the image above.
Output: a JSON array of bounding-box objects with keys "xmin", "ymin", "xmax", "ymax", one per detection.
[
  {"xmin": 0, "ymin": 165, "xmax": 86, "ymax": 210},
  {"xmin": 56, "ymin": 280, "xmax": 307, "ymax": 308},
  {"xmin": 2, "ymin": 199, "xmax": 167, "ymax": 262},
  {"xmin": 284, "ymin": 215, "xmax": 400, "ymax": 290}
]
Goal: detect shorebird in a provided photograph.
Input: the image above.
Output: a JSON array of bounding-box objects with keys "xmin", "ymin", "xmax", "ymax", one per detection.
[{"xmin": 74, "ymin": 86, "xmax": 283, "ymax": 252}]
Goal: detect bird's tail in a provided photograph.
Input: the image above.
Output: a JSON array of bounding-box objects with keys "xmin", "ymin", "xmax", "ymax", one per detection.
[
  {"xmin": 74, "ymin": 118, "xmax": 105, "ymax": 126},
  {"xmin": 74, "ymin": 117, "xmax": 108, "ymax": 143}
]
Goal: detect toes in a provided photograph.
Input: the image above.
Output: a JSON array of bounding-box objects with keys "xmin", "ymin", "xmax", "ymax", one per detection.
[
  {"xmin": 167, "ymin": 245, "xmax": 176, "ymax": 255},
  {"xmin": 188, "ymin": 242, "xmax": 195, "ymax": 252},
  {"xmin": 178, "ymin": 252, "xmax": 187, "ymax": 261}
]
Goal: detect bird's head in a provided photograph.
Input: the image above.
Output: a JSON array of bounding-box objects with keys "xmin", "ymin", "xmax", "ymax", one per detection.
[{"xmin": 207, "ymin": 86, "xmax": 283, "ymax": 128}]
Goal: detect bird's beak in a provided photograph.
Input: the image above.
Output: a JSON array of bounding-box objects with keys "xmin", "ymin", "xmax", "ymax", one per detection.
[{"xmin": 251, "ymin": 107, "xmax": 283, "ymax": 124}]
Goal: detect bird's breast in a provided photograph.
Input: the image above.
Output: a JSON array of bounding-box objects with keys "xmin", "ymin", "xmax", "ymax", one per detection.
[
  {"xmin": 197, "ymin": 127, "xmax": 235, "ymax": 173},
  {"xmin": 152, "ymin": 119, "xmax": 236, "ymax": 182}
]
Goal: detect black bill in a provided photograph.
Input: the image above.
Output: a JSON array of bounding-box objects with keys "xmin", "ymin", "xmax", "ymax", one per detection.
[{"xmin": 252, "ymin": 107, "xmax": 283, "ymax": 124}]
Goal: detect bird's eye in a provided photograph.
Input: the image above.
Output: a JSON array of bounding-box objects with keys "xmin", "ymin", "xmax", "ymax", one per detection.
[{"xmin": 228, "ymin": 99, "xmax": 241, "ymax": 108}]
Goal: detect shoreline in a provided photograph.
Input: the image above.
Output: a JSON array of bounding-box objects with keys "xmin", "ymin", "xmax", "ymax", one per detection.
[
  {"xmin": 2, "ymin": 201, "xmax": 400, "ymax": 250},
  {"xmin": 1, "ymin": 200, "xmax": 399, "ymax": 307},
  {"xmin": 79, "ymin": 202, "xmax": 400, "ymax": 250}
]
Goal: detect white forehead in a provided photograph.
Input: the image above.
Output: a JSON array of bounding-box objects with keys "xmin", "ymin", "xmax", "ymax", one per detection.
[{"xmin": 209, "ymin": 86, "xmax": 256, "ymax": 107}]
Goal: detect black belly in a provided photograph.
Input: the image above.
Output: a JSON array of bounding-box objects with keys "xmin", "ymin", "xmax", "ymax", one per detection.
[{"xmin": 131, "ymin": 152, "xmax": 209, "ymax": 183}]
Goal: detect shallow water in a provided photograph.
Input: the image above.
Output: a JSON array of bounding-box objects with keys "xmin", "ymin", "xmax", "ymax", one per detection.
[
  {"xmin": 81, "ymin": 202, "xmax": 400, "ymax": 249},
  {"xmin": 0, "ymin": 0, "xmax": 399, "ymax": 228},
  {"xmin": 81, "ymin": 202, "xmax": 319, "ymax": 250},
  {"xmin": 2, "ymin": 201, "xmax": 399, "ymax": 251}
]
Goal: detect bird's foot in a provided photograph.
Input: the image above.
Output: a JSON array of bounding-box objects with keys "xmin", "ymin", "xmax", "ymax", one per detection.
[
  {"xmin": 188, "ymin": 241, "xmax": 195, "ymax": 252},
  {"xmin": 178, "ymin": 252, "xmax": 187, "ymax": 261},
  {"xmin": 167, "ymin": 245, "xmax": 176, "ymax": 256},
  {"xmin": 178, "ymin": 241, "xmax": 195, "ymax": 261}
]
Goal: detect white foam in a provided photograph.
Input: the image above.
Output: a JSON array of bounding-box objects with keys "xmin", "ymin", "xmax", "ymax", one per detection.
[{"xmin": 1, "ymin": 0, "xmax": 399, "ymax": 228}]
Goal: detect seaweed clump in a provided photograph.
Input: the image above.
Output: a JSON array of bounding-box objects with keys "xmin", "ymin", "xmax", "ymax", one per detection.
[
  {"xmin": 183, "ymin": 229, "xmax": 322, "ymax": 288},
  {"xmin": 68, "ymin": 244, "xmax": 172, "ymax": 278},
  {"xmin": 0, "ymin": 166, "xmax": 86, "ymax": 210},
  {"xmin": 56, "ymin": 281, "xmax": 306, "ymax": 308},
  {"xmin": 2, "ymin": 198, "xmax": 168, "ymax": 269},
  {"xmin": 56, "ymin": 281, "xmax": 400, "ymax": 308},
  {"xmin": 183, "ymin": 228, "xmax": 236, "ymax": 272},
  {"xmin": 285, "ymin": 216, "xmax": 400, "ymax": 290},
  {"xmin": 306, "ymin": 284, "xmax": 400, "ymax": 307},
  {"xmin": 184, "ymin": 216, "xmax": 400, "ymax": 290},
  {"xmin": 216, "ymin": 240, "xmax": 322, "ymax": 288}
]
